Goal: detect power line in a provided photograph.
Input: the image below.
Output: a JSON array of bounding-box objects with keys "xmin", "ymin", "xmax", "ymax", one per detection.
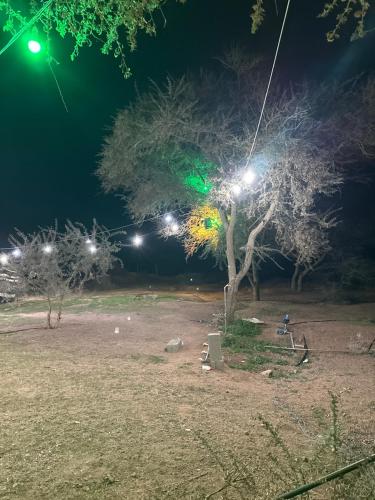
[{"xmin": 245, "ymin": 0, "xmax": 292, "ymax": 167}]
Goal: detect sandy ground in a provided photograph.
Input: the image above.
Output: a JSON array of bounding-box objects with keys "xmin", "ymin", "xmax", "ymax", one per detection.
[{"xmin": 0, "ymin": 290, "xmax": 374, "ymax": 499}]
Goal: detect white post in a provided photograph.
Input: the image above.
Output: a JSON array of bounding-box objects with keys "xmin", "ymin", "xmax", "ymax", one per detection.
[
  {"xmin": 208, "ymin": 333, "xmax": 224, "ymax": 370},
  {"xmin": 223, "ymin": 283, "xmax": 231, "ymax": 335}
]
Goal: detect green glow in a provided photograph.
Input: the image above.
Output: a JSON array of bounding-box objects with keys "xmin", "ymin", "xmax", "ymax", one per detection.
[
  {"xmin": 203, "ymin": 217, "xmax": 221, "ymax": 229},
  {"xmin": 184, "ymin": 174, "xmax": 212, "ymax": 194},
  {"xmin": 183, "ymin": 158, "xmax": 215, "ymax": 195},
  {"xmin": 27, "ymin": 40, "xmax": 41, "ymax": 53}
]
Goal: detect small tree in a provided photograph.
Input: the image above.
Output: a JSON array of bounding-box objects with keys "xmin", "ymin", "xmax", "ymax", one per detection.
[
  {"xmin": 8, "ymin": 220, "xmax": 123, "ymax": 328},
  {"xmin": 98, "ymin": 50, "xmax": 372, "ymax": 319},
  {"xmin": 276, "ymin": 209, "xmax": 340, "ymax": 292}
]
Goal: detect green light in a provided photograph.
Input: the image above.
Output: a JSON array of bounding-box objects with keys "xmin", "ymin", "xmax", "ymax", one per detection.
[
  {"xmin": 203, "ymin": 217, "xmax": 221, "ymax": 230},
  {"xmin": 204, "ymin": 218, "xmax": 213, "ymax": 229},
  {"xmin": 184, "ymin": 174, "xmax": 212, "ymax": 194},
  {"xmin": 28, "ymin": 40, "xmax": 41, "ymax": 53}
]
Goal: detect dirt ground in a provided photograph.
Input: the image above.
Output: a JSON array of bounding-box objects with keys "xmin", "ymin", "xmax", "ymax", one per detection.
[{"xmin": 0, "ymin": 287, "xmax": 374, "ymax": 499}]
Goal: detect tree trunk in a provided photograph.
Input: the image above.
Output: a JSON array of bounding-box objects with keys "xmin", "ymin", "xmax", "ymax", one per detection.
[
  {"xmin": 220, "ymin": 203, "xmax": 238, "ymax": 323},
  {"xmin": 291, "ymin": 263, "xmax": 300, "ymax": 291},
  {"xmin": 56, "ymin": 294, "xmax": 64, "ymax": 326},
  {"xmin": 220, "ymin": 200, "xmax": 276, "ymax": 323},
  {"xmin": 225, "ymin": 278, "xmax": 240, "ymax": 322},
  {"xmin": 47, "ymin": 297, "xmax": 53, "ymax": 329},
  {"xmin": 297, "ymin": 267, "xmax": 310, "ymax": 292},
  {"xmin": 247, "ymin": 263, "xmax": 260, "ymax": 301},
  {"xmin": 251, "ymin": 261, "xmax": 260, "ymax": 301}
]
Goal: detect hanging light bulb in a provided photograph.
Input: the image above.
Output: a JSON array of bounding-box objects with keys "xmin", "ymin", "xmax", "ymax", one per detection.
[
  {"xmin": 231, "ymin": 184, "xmax": 241, "ymax": 196},
  {"xmin": 27, "ymin": 39, "xmax": 42, "ymax": 54},
  {"xmin": 42, "ymin": 244, "xmax": 53, "ymax": 254},
  {"xmin": 85, "ymin": 238, "xmax": 92, "ymax": 244},
  {"xmin": 88, "ymin": 244, "xmax": 97, "ymax": 254},
  {"xmin": 12, "ymin": 248, "xmax": 22, "ymax": 258},
  {"xmin": 171, "ymin": 223, "xmax": 179, "ymax": 233},
  {"xmin": 132, "ymin": 234, "xmax": 143, "ymax": 247},
  {"xmin": 164, "ymin": 214, "xmax": 173, "ymax": 223},
  {"xmin": 243, "ymin": 169, "xmax": 256, "ymax": 185},
  {"xmin": 0, "ymin": 253, "xmax": 9, "ymax": 265}
]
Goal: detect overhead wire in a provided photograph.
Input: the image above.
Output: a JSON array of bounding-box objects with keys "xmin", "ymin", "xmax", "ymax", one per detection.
[
  {"xmin": 0, "ymin": 209, "xmax": 186, "ymax": 251},
  {"xmin": 245, "ymin": 0, "xmax": 292, "ymax": 167}
]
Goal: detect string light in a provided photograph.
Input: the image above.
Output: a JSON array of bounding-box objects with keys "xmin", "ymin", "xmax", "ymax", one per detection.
[
  {"xmin": 0, "ymin": 254, "xmax": 9, "ymax": 265},
  {"xmin": 171, "ymin": 223, "xmax": 179, "ymax": 233},
  {"xmin": 27, "ymin": 39, "xmax": 41, "ymax": 53},
  {"xmin": 88, "ymin": 244, "xmax": 97, "ymax": 254},
  {"xmin": 231, "ymin": 184, "xmax": 241, "ymax": 196},
  {"xmin": 243, "ymin": 169, "xmax": 256, "ymax": 185},
  {"xmin": 42, "ymin": 244, "xmax": 53, "ymax": 254},
  {"xmin": 132, "ymin": 234, "xmax": 143, "ymax": 247},
  {"xmin": 164, "ymin": 214, "xmax": 173, "ymax": 223},
  {"xmin": 0, "ymin": 209, "xmax": 189, "ymax": 252},
  {"xmin": 12, "ymin": 248, "xmax": 22, "ymax": 258}
]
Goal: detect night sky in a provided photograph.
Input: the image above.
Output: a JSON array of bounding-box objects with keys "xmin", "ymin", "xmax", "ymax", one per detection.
[{"xmin": 0, "ymin": 0, "xmax": 374, "ymax": 275}]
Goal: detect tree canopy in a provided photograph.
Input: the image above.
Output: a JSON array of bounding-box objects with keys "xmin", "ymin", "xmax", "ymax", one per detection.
[
  {"xmin": 251, "ymin": 0, "xmax": 373, "ymax": 42},
  {"xmin": 0, "ymin": 0, "xmax": 184, "ymax": 76},
  {"xmin": 98, "ymin": 48, "xmax": 375, "ymax": 315},
  {"xmin": 1, "ymin": 1, "xmax": 372, "ymax": 79}
]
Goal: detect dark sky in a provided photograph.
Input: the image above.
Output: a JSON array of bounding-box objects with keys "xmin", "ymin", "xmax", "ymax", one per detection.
[{"xmin": 0, "ymin": 0, "xmax": 374, "ymax": 274}]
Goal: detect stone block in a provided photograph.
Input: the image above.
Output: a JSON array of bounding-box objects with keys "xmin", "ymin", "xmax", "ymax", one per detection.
[{"xmin": 165, "ymin": 337, "xmax": 183, "ymax": 353}]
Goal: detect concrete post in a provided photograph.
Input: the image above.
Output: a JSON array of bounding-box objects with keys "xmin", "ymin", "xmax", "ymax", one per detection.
[{"xmin": 208, "ymin": 333, "xmax": 224, "ymax": 370}]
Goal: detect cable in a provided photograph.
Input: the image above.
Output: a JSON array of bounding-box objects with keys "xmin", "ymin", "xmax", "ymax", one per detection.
[
  {"xmin": 245, "ymin": 0, "xmax": 292, "ymax": 167},
  {"xmin": 48, "ymin": 60, "xmax": 69, "ymax": 113},
  {"xmin": 0, "ymin": 208, "xmax": 186, "ymax": 251}
]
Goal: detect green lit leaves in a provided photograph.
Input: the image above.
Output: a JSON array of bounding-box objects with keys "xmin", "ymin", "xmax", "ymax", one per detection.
[
  {"xmin": 250, "ymin": 0, "xmax": 265, "ymax": 34},
  {"xmin": 250, "ymin": 0, "xmax": 373, "ymax": 41},
  {"xmin": 0, "ymin": 0, "xmax": 172, "ymax": 77}
]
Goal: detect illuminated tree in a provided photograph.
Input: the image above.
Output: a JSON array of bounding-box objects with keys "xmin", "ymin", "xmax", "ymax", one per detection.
[
  {"xmin": 98, "ymin": 48, "xmax": 373, "ymax": 319},
  {"xmin": 8, "ymin": 220, "xmax": 123, "ymax": 328},
  {"xmin": 0, "ymin": 0, "xmax": 183, "ymax": 76},
  {"xmin": 251, "ymin": 0, "xmax": 373, "ymax": 42},
  {"xmin": 183, "ymin": 205, "xmax": 222, "ymax": 256}
]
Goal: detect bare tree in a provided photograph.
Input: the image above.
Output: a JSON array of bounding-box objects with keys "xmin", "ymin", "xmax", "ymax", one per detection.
[
  {"xmin": 98, "ymin": 49, "xmax": 373, "ymax": 319},
  {"xmin": 276, "ymin": 209, "xmax": 340, "ymax": 292},
  {"xmin": 7, "ymin": 220, "xmax": 123, "ymax": 328}
]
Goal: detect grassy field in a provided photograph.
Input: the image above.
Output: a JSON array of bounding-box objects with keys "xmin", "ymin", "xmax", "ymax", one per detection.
[{"xmin": 0, "ymin": 290, "xmax": 374, "ymax": 499}]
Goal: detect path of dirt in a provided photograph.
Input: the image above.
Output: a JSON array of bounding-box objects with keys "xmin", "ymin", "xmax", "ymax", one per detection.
[{"xmin": 0, "ymin": 293, "xmax": 374, "ymax": 499}]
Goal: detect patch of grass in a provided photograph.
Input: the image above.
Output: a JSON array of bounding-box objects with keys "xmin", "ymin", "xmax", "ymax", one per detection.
[
  {"xmin": 147, "ymin": 355, "xmax": 167, "ymax": 364},
  {"xmin": 0, "ymin": 293, "xmax": 179, "ymax": 318},
  {"xmin": 226, "ymin": 319, "xmax": 261, "ymax": 337},
  {"xmin": 223, "ymin": 319, "xmax": 292, "ymax": 372},
  {"xmin": 228, "ymin": 355, "xmax": 269, "ymax": 371}
]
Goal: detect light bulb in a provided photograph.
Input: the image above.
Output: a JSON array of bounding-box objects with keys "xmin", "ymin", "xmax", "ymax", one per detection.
[
  {"xmin": 243, "ymin": 169, "xmax": 256, "ymax": 185},
  {"xmin": 231, "ymin": 184, "xmax": 241, "ymax": 196},
  {"xmin": 0, "ymin": 254, "xmax": 9, "ymax": 265},
  {"xmin": 42, "ymin": 244, "xmax": 53, "ymax": 254},
  {"xmin": 12, "ymin": 248, "xmax": 22, "ymax": 258},
  {"xmin": 27, "ymin": 40, "xmax": 41, "ymax": 53},
  {"xmin": 132, "ymin": 235, "xmax": 143, "ymax": 247}
]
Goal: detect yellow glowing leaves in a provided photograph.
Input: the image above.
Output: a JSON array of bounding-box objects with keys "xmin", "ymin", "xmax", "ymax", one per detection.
[{"xmin": 184, "ymin": 205, "xmax": 221, "ymax": 256}]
